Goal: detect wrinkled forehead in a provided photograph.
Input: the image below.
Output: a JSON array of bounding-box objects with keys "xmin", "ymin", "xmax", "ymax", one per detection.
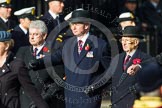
[{"xmin": 121, "ymin": 36, "xmax": 137, "ymax": 40}]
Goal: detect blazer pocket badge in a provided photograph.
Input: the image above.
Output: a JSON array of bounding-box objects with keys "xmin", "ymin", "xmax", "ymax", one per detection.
[{"xmin": 86, "ymin": 51, "xmax": 94, "ymax": 58}]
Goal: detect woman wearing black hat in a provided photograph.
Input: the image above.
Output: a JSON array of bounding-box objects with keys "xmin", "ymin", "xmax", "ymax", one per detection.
[{"xmin": 0, "ymin": 31, "xmax": 49, "ymax": 108}]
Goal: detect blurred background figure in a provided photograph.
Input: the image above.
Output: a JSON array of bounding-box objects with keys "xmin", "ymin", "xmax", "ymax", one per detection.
[
  {"xmin": 0, "ymin": 0, "xmax": 16, "ymax": 31},
  {"xmin": 40, "ymin": 0, "xmax": 64, "ymax": 35},
  {"xmin": 118, "ymin": 12, "xmax": 136, "ymax": 30},
  {"xmin": 11, "ymin": 6, "xmax": 36, "ymax": 55},
  {"xmin": 141, "ymin": 0, "xmax": 162, "ymax": 55}
]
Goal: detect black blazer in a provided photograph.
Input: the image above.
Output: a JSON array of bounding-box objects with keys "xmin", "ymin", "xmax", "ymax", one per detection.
[
  {"xmin": 0, "ymin": 18, "xmax": 16, "ymax": 31},
  {"xmin": 0, "ymin": 52, "xmax": 48, "ymax": 108},
  {"xmin": 11, "ymin": 25, "xmax": 30, "ymax": 54}
]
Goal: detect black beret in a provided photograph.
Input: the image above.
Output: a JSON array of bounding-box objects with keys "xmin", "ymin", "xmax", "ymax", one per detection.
[{"xmin": 0, "ymin": 31, "xmax": 11, "ymax": 42}]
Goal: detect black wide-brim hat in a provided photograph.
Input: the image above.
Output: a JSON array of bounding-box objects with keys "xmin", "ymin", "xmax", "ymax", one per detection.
[
  {"xmin": 68, "ymin": 9, "xmax": 91, "ymax": 23},
  {"xmin": 47, "ymin": 0, "xmax": 63, "ymax": 3},
  {"xmin": 137, "ymin": 61, "xmax": 162, "ymax": 92},
  {"xmin": 120, "ymin": 26, "xmax": 144, "ymax": 39}
]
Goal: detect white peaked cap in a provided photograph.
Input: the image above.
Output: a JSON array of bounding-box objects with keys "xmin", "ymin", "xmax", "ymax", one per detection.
[
  {"xmin": 119, "ymin": 12, "xmax": 134, "ymax": 19},
  {"xmin": 64, "ymin": 8, "xmax": 84, "ymax": 21},
  {"xmin": 0, "ymin": 0, "xmax": 6, "ymax": 3},
  {"xmin": 0, "ymin": 0, "xmax": 7, "ymax": 3},
  {"xmin": 14, "ymin": 7, "xmax": 35, "ymax": 16}
]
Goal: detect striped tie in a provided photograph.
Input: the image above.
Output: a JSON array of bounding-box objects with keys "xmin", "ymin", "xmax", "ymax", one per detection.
[
  {"xmin": 123, "ymin": 55, "xmax": 131, "ymax": 70},
  {"xmin": 78, "ymin": 40, "xmax": 83, "ymax": 54}
]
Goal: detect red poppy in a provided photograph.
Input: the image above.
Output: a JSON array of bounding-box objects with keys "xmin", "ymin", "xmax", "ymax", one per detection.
[
  {"xmin": 133, "ymin": 58, "xmax": 141, "ymax": 64},
  {"xmin": 85, "ymin": 44, "xmax": 90, "ymax": 51},
  {"xmin": 43, "ymin": 47, "xmax": 49, "ymax": 52}
]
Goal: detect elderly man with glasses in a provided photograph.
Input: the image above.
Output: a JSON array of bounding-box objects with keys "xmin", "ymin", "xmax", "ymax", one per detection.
[{"xmin": 109, "ymin": 26, "xmax": 153, "ymax": 108}]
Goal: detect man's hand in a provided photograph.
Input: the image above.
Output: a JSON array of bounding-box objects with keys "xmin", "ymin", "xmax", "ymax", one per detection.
[
  {"xmin": 127, "ymin": 64, "xmax": 141, "ymax": 76},
  {"xmin": 29, "ymin": 101, "xmax": 37, "ymax": 108},
  {"xmin": 28, "ymin": 59, "xmax": 40, "ymax": 70}
]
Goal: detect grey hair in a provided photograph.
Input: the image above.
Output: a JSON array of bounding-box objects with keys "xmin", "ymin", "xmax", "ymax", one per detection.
[{"xmin": 29, "ymin": 20, "xmax": 48, "ymax": 34}]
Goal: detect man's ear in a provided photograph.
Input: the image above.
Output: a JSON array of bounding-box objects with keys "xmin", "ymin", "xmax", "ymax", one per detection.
[
  {"xmin": 134, "ymin": 39, "xmax": 139, "ymax": 47},
  {"xmin": 43, "ymin": 33, "xmax": 47, "ymax": 40},
  {"xmin": 84, "ymin": 23, "xmax": 90, "ymax": 30}
]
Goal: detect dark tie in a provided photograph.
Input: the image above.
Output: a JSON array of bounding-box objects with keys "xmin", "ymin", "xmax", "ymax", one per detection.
[
  {"xmin": 78, "ymin": 40, "xmax": 83, "ymax": 54},
  {"xmin": 33, "ymin": 48, "xmax": 38, "ymax": 57},
  {"xmin": 56, "ymin": 16, "xmax": 60, "ymax": 25},
  {"xmin": 56, "ymin": 16, "xmax": 60, "ymax": 30},
  {"xmin": 123, "ymin": 55, "xmax": 131, "ymax": 70}
]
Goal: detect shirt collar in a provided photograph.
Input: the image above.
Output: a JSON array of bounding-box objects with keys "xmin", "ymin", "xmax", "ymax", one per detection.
[
  {"xmin": 151, "ymin": 1, "xmax": 158, "ymax": 8},
  {"xmin": 126, "ymin": 49, "xmax": 136, "ymax": 57},
  {"xmin": 49, "ymin": 10, "xmax": 59, "ymax": 19},
  {"xmin": 77, "ymin": 32, "xmax": 89, "ymax": 46},
  {"xmin": 19, "ymin": 24, "xmax": 28, "ymax": 34},
  {"xmin": 0, "ymin": 17, "xmax": 8, "ymax": 23},
  {"xmin": 33, "ymin": 42, "xmax": 46, "ymax": 55}
]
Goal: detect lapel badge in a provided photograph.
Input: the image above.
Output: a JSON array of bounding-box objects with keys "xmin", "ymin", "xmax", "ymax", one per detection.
[{"xmin": 86, "ymin": 51, "xmax": 93, "ymax": 58}]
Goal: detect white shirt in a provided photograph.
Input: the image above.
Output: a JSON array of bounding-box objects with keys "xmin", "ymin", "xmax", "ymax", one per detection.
[
  {"xmin": 77, "ymin": 32, "xmax": 89, "ymax": 47},
  {"xmin": 33, "ymin": 42, "xmax": 46, "ymax": 59},
  {"xmin": 0, "ymin": 17, "xmax": 8, "ymax": 23},
  {"xmin": 19, "ymin": 24, "xmax": 28, "ymax": 35},
  {"xmin": 49, "ymin": 10, "xmax": 59, "ymax": 19}
]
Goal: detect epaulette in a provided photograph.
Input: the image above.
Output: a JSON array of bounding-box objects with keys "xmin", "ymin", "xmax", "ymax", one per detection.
[
  {"xmin": 56, "ymin": 33, "xmax": 66, "ymax": 43},
  {"xmin": 7, "ymin": 29, "xmax": 14, "ymax": 32},
  {"xmin": 36, "ymin": 14, "xmax": 43, "ymax": 20}
]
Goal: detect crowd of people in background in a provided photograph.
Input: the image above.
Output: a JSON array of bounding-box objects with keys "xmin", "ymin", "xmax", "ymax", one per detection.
[{"xmin": 0, "ymin": 0, "xmax": 162, "ymax": 108}]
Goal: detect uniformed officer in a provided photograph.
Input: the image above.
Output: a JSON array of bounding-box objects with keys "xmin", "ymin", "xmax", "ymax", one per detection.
[
  {"xmin": 0, "ymin": 0, "xmax": 16, "ymax": 31},
  {"xmin": 11, "ymin": 7, "xmax": 36, "ymax": 54},
  {"xmin": 40, "ymin": 0, "xmax": 65, "ymax": 35},
  {"xmin": 118, "ymin": 12, "xmax": 136, "ymax": 30}
]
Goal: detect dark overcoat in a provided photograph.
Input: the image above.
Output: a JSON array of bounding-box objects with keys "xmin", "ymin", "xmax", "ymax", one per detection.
[
  {"xmin": 111, "ymin": 49, "xmax": 151, "ymax": 108},
  {"xmin": 44, "ymin": 35, "xmax": 111, "ymax": 108},
  {"xmin": 17, "ymin": 43, "xmax": 65, "ymax": 108},
  {"xmin": 0, "ymin": 52, "xmax": 48, "ymax": 108}
]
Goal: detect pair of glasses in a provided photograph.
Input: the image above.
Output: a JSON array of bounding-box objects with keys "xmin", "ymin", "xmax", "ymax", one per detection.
[
  {"xmin": 119, "ymin": 39, "xmax": 134, "ymax": 44},
  {"xmin": 29, "ymin": 33, "xmax": 43, "ymax": 37}
]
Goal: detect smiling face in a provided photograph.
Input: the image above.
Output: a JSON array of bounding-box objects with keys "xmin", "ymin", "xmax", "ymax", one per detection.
[
  {"xmin": 29, "ymin": 28, "xmax": 47, "ymax": 47},
  {"xmin": 120, "ymin": 37, "xmax": 139, "ymax": 54}
]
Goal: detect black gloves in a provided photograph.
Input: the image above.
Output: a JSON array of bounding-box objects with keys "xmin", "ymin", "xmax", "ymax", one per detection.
[
  {"xmin": 28, "ymin": 59, "xmax": 45, "ymax": 70},
  {"xmin": 84, "ymin": 86, "xmax": 95, "ymax": 96},
  {"xmin": 41, "ymin": 83, "xmax": 63, "ymax": 101},
  {"xmin": 29, "ymin": 101, "xmax": 37, "ymax": 108}
]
